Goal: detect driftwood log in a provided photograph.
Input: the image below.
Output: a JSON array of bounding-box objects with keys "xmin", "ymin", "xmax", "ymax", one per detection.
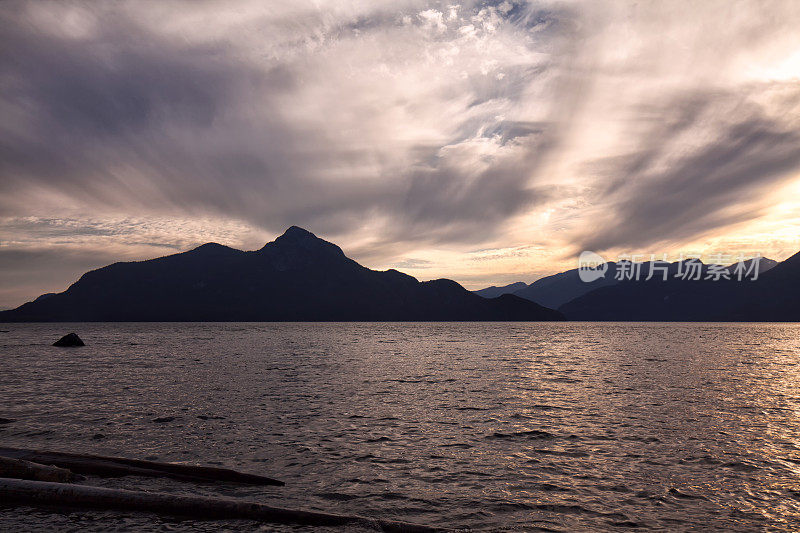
[
  {"xmin": 0, "ymin": 478, "xmax": 453, "ymax": 533},
  {"xmin": 0, "ymin": 447, "xmax": 282, "ymax": 486},
  {"xmin": 0, "ymin": 456, "xmax": 83, "ymax": 483}
]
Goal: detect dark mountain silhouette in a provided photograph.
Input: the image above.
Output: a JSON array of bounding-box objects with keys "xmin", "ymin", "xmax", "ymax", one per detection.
[
  {"xmin": 725, "ymin": 253, "xmax": 800, "ymax": 321},
  {"xmin": 473, "ymin": 282, "xmax": 527, "ymax": 298},
  {"xmin": 510, "ymin": 263, "xmax": 621, "ymax": 309},
  {"xmin": 726, "ymin": 257, "xmax": 777, "ymax": 276},
  {"xmin": 474, "ymin": 263, "xmax": 628, "ymax": 309},
  {"xmin": 560, "ymin": 257, "xmax": 780, "ymax": 321},
  {"xmin": 505, "ymin": 258, "xmax": 777, "ymax": 311},
  {"xmin": 0, "ymin": 226, "xmax": 564, "ymax": 322}
]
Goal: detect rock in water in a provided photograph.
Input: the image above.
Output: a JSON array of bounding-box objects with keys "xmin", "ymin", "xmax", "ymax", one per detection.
[{"xmin": 53, "ymin": 333, "xmax": 85, "ymax": 347}]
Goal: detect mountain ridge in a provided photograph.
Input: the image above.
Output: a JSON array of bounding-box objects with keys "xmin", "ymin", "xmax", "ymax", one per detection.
[
  {"xmin": 474, "ymin": 257, "xmax": 778, "ymax": 314},
  {"xmin": 559, "ymin": 257, "xmax": 784, "ymax": 321},
  {"xmin": 0, "ymin": 227, "xmax": 564, "ymax": 323}
]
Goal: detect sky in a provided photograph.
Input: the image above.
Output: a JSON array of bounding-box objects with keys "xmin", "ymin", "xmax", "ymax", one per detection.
[{"xmin": 2, "ymin": 0, "xmax": 800, "ymax": 308}]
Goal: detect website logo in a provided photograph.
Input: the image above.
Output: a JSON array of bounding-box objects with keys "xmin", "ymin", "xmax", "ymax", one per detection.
[{"xmin": 578, "ymin": 251, "xmax": 608, "ymax": 282}]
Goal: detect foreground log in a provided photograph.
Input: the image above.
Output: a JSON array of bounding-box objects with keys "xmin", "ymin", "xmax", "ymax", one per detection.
[
  {"xmin": 0, "ymin": 448, "xmax": 283, "ymax": 486},
  {"xmin": 0, "ymin": 457, "xmax": 82, "ymax": 483},
  {"xmin": 0, "ymin": 478, "xmax": 452, "ymax": 533}
]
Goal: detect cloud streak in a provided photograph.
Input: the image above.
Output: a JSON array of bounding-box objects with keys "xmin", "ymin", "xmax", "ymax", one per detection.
[
  {"xmin": 0, "ymin": 0, "xmax": 570, "ymax": 242},
  {"xmin": 576, "ymin": 87, "xmax": 800, "ymax": 251}
]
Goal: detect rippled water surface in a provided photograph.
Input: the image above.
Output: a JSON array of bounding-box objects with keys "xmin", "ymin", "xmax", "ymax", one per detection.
[{"xmin": 3, "ymin": 322, "xmax": 800, "ymax": 531}]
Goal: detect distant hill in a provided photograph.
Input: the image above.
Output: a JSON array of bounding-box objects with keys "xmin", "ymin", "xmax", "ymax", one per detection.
[
  {"xmin": 559, "ymin": 257, "xmax": 780, "ymax": 321},
  {"xmin": 472, "ymin": 256, "xmax": 780, "ymax": 321},
  {"xmin": 474, "ymin": 264, "xmax": 624, "ymax": 309},
  {"xmin": 473, "ymin": 282, "xmax": 527, "ymax": 298},
  {"xmin": 0, "ymin": 226, "xmax": 564, "ymax": 322},
  {"xmin": 724, "ymin": 253, "xmax": 800, "ymax": 321},
  {"xmin": 726, "ymin": 257, "xmax": 777, "ymax": 276},
  {"xmin": 510, "ymin": 263, "xmax": 622, "ymax": 310}
]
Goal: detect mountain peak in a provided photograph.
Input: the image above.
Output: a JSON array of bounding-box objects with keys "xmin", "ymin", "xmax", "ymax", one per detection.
[
  {"xmin": 264, "ymin": 225, "xmax": 346, "ymax": 258},
  {"xmin": 188, "ymin": 242, "xmax": 240, "ymax": 257},
  {"xmin": 193, "ymin": 242, "xmax": 226, "ymax": 251},
  {"xmin": 279, "ymin": 226, "xmax": 316, "ymax": 240}
]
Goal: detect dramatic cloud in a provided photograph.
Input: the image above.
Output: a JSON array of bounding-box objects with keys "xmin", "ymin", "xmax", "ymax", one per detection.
[
  {"xmin": 0, "ymin": 0, "xmax": 570, "ymax": 241},
  {"xmin": 2, "ymin": 0, "xmax": 800, "ymax": 306},
  {"xmin": 576, "ymin": 87, "xmax": 800, "ymax": 252}
]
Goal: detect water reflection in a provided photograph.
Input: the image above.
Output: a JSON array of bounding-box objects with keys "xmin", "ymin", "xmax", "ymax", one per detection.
[{"xmin": 2, "ymin": 322, "xmax": 800, "ymax": 530}]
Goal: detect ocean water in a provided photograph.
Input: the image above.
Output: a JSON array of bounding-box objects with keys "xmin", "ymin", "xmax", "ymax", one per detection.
[{"xmin": 2, "ymin": 322, "xmax": 800, "ymax": 531}]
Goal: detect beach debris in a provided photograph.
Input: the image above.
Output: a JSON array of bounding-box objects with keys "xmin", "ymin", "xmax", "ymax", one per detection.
[
  {"xmin": 52, "ymin": 333, "xmax": 85, "ymax": 347},
  {"xmin": 0, "ymin": 447, "xmax": 283, "ymax": 486},
  {"xmin": 0, "ymin": 456, "xmax": 83, "ymax": 483},
  {"xmin": 0, "ymin": 478, "xmax": 452, "ymax": 533}
]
